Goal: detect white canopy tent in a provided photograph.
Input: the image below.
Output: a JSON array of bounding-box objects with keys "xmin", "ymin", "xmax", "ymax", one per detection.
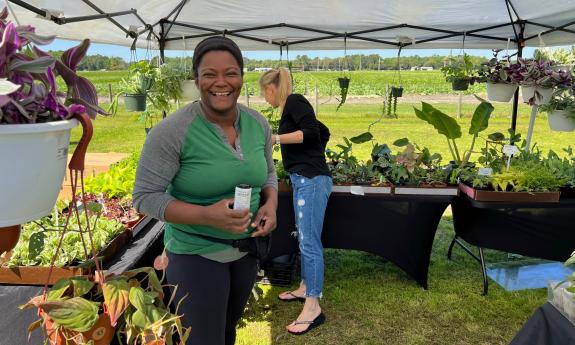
[
  {"xmin": 3, "ymin": 0, "xmax": 575, "ymax": 135},
  {"xmin": 3, "ymin": 0, "xmax": 575, "ymax": 52}
]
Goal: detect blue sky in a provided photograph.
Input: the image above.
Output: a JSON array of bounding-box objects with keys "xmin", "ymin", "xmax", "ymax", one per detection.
[{"xmin": 46, "ymin": 38, "xmax": 542, "ymax": 61}]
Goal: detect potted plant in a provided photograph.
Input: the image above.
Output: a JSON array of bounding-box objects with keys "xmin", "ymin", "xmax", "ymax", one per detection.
[
  {"xmin": 476, "ymin": 49, "xmax": 518, "ymax": 102},
  {"xmin": 336, "ymin": 76, "xmax": 350, "ymax": 111},
  {"xmin": 112, "ymin": 60, "xmax": 157, "ymax": 113},
  {"xmin": 179, "ymin": 68, "xmax": 200, "ymax": 102},
  {"xmin": 507, "ymin": 58, "xmax": 572, "ymax": 105},
  {"xmin": 0, "ymin": 8, "xmax": 105, "ymax": 252},
  {"xmin": 441, "ymin": 54, "xmax": 476, "ymax": 91},
  {"xmin": 538, "ymin": 89, "xmax": 575, "ymax": 131},
  {"xmin": 386, "ymin": 86, "xmax": 400, "ymax": 118},
  {"xmin": 21, "ymin": 267, "xmax": 190, "ymax": 344}
]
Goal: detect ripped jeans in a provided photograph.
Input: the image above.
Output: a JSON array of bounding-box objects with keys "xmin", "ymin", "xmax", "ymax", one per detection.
[{"xmin": 289, "ymin": 173, "xmax": 332, "ymax": 298}]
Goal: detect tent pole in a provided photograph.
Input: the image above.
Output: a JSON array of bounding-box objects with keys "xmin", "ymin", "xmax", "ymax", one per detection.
[{"xmin": 510, "ymin": 24, "xmax": 525, "ymax": 132}]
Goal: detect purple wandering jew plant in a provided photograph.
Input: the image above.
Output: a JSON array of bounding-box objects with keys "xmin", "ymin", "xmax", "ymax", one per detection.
[
  {"xmin": 0, "ymin": 7, "xmax": 106, "ymax": 124},
  {"xmin": 507, "ymin": 58, "xmax": 572, "ymax": 88}
]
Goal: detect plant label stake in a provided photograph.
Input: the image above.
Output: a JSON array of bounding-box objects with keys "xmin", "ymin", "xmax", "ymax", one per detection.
[
  {"xmin": 503, "ymin": 144, "xmax": 519, "ymax": 169},
  {"xmin": 478, "ymin": 167, "xmax": 493, "ymax": 176}
]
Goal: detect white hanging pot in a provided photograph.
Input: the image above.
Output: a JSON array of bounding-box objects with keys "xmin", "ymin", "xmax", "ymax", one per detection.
[
  {"xmin": 0, "ymin": 119, "xmax": 79, "ymax": 227},
  {"xmin": 521, "ymin": 86, "xmax": 554, "ymax": 105},
  {"xmin": 181, "ymin": 80, "xmax": 200, "ymax": 102},
  {"xmin": 548, "ymin": 110, "xmax": 575, "ymax": 132},
  {"xmin": 486, "ymin": 83, "xmax": 517, "ymax": 102}
]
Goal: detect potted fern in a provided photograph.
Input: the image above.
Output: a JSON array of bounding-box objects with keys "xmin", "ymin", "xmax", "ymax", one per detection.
[{"xmin": 0, "ymin": 8, "xmax": 105, "ymax": 251}]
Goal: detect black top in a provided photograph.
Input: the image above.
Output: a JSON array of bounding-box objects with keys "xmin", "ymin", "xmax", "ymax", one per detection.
[{"xmin": 278, "ymin": 94, "xmax": 331, "ymax": 178}]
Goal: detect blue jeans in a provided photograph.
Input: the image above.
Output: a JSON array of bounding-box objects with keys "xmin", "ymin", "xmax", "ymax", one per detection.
[{"xmin": 290, "ymin": 173, "xmax": 332, "ymax": 298}]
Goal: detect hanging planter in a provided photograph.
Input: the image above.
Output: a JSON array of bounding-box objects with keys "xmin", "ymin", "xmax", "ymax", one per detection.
[
  {"xmin": 486, "ymin": 83, "xmax": 517, "ymax": 102},
  {"xmin": 0, "ymin": 119, "xmax": 81, "ymax": 227},
  {"xmin": 391, "ymin": 86, "xmax": 404, "ymax": 97},
  {"xmin": 548, "ymin": 110, "xmax": 575, "ymax": 132},
  {"xmin": 338, "ymin": 77, "xmax": 350, "ymax": 89},
  {"xmin": 181, "ymin": 80, "xmax": 201, "ymax": 101},
  {"xmin": 124, "ymin": 93, "xmax": 147, "ymax": 112},
  {"xmin": 521, "ymin": 86, "xmax": 554, "ymax": 105},
  {"xmin": 451, "ymin": 78, "xmax": 470, "ymax": 91}
]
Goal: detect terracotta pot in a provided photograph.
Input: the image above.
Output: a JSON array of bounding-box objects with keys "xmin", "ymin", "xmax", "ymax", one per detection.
[
  {"xmin": 42, "ymin": 311, "xmax": 115, "ymax": 345},
  {"xmin": 0, "ymin": 224, "xmax": 21, "ymax": 254}
]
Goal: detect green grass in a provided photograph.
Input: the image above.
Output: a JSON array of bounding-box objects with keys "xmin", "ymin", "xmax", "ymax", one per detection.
[{"xmin": 236, "ymin": 218, "xmax": 547, "ymax": 345}]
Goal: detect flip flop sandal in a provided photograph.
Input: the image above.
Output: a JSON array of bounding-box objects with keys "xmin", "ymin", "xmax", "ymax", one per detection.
[
  {"xmin": 287, "ymin": 313, "xmax": 326, "ymax": 335},
  {"xmin": 278, "ymin": 291, "xmax": 305, "ymax": 302}
]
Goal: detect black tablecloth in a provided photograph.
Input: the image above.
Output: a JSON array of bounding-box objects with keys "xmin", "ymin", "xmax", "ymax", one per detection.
[
  {"xmin": 452, "ymin": 195, "xmax": 575, "ymax": 262},
  {"xmin": 267, "ymin": 191, "xmax": 452, "ymax": 289},
  {"xmin": 510, "ymin": 302, "xmax": 575, "ymax": 345},
  {"xmin": 0, "ymin": 218, "xmax": 164, "ymax": 345}
]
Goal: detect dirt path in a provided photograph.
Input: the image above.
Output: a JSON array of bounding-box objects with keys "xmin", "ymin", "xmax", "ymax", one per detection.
[{"xmin": 241, "ymin": 94, "xmax": 484, "ymax": 105}]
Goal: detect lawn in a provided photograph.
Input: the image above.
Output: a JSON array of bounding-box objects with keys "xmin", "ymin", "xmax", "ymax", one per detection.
[{"xmin": 70, "ymin": 99, "xmax": 570, "ymax": 345}]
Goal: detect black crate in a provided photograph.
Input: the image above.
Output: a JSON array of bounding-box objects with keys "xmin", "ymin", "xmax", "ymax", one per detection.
[{"xmin": 258, "ymin": 254, "xmax": 299, "ymax": 286}]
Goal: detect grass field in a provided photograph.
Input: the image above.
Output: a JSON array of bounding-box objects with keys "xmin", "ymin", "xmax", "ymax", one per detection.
[
  {"xmin": 70, "ymin": 98, "xmax": 572, "ymax": 345},
  {"xmin": 74, "ymin": 70, "xmax": 485, "ymax": 99}
]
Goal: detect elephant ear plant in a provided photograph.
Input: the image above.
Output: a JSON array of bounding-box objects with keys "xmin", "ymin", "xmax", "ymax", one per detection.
[
  {"xmin": 413, "ymin": 96, "xmax": 494, "ymax": 167},
  {"xmin": 0, "ymin": 7, "xmax": 106, "ymax": 124}
]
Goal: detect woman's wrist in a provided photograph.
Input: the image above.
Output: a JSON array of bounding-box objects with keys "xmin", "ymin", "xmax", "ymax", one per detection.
[{"xmin": 275, "ymin": 134, "xmax": 281, "ymax": 145}]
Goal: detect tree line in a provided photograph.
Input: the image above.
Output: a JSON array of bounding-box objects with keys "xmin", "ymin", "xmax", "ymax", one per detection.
[
  {"xmin": 53, "ymin": 46, "xmax": 573, "ymax": 72},
  {"xmin": 54, "ymin": 50, "xmax": 486, "ymax": 72}
]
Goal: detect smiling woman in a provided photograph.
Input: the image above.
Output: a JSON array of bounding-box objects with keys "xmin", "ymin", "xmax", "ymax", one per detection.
[{"xmin": 133, "ymin": 36, "xmax": 278, "ymax": 345}]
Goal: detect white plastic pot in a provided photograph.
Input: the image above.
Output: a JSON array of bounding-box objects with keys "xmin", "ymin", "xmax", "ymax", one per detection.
[
  {"xmin": 181, "ymin": 80, "xmax": 200, "ymax": 102},
  {"xmin": 548, "ymin": 110, "xmax": 575, "ymax": 132},
  {"xmin": 0, "ymin": 119, "xmax": 78, "ymax": 227},
  {"xmin": 521, "ymin": 86, "xmax": 554, "ymax": 105},
  {"xmin": 486, "ymin": 83, "xmax": 518, "ymax": 102}
]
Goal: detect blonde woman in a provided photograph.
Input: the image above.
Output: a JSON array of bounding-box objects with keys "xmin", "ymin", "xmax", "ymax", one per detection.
[{"xmin": 260, "ymin": 68, "xmax": 332, "ymax": 335}]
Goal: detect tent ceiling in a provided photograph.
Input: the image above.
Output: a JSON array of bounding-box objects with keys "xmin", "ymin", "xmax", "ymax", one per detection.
[{"xmin": 3, "ymin": 0, "xmax": 575, "ymax": 51}]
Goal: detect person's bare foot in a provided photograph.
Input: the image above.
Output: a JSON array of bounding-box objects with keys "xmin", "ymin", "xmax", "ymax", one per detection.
[
  {"xmin": 286, "ymin": 298, "xmax": 322, "ymax": 334},
  {"xmin": 278, "ymin": 283, "xmax": 306, "ymax": 301}
]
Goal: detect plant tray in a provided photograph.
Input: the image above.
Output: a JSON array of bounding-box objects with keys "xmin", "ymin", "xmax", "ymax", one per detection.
[
  {"xmin": 332, "ymin": 185, "xmax": 393, "ymax": 195},
  {"xmin": 0, "ymin": 227, "xmax": 134, "ymax": 286},
  {"xmin": 394, "ymin": 186, "xmax": 459, "ymax": 196},
  {"xmin": 459, "ymin": 183, "xmax": 561, "ymax": 203}
]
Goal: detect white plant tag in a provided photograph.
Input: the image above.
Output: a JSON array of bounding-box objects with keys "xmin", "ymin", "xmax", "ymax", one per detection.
[
  {"xmin": 350, "ymin": 185, "xmax": 365, "ymax": 196},
  {"xmin": 503, "ymin": 144, "xmax": 520, "ymax": 157},
  {"xmin": 478, "ymin": 168, "xmax": 493, "ymax": 176}
]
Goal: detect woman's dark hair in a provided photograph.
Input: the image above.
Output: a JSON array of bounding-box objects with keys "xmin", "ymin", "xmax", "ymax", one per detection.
[{"xmin": 192, "ymin": 36, "xmax": 244, "ymax": 78}]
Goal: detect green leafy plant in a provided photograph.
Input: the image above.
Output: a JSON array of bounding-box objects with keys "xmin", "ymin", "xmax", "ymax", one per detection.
[
  {"xmin": 21, "ymin": 268, "xmax": 190, "ymax": 344},
  {"xmin": 85, "ymin": 152, "xmax": 139, "ymax": 199},
  {"xmin": 6, "ymin": 205, "xmax": 124, "ymax": 267},
  {"xmin": 441, "ymin": 54, "xmax": 477, "ymax": 84},
  {"xmin": 413, "ymin": 97, "xmax": 494, "ymax": 167},
  {"xmin": 539, "ymin": 88, "xmax": 575, "ymax": 114},
  {"xmin": 478, "ymin": 129, "xmax": 522, "ymax": 172},
  {"xmin": 490, "ymin": 160, "xmax": 565, "ymax": 192},
  {"xmin": 546, "ymin": 147, "xmax": 575, "ymax": 188}
]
